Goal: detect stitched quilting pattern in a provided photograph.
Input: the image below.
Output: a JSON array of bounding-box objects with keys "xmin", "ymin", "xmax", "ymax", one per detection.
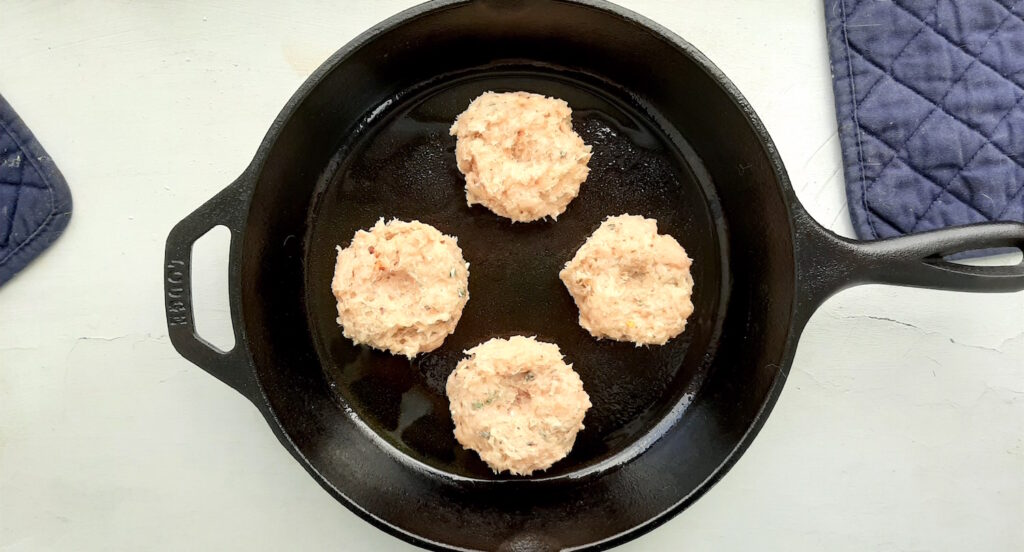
[
  {"xmin": 826, "ymin": 0, "xmax": 1024, "ymax": 239},
  {"xmin": 0, "ymin": 94, "xmax": 72, "ymax": 287}
]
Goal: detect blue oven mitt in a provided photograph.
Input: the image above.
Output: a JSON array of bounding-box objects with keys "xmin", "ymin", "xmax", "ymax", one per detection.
[
  {"xmin": 825, "ymin": 0, "xmax": 1024, "ymax": 242},
  {"xmin": 0, "ymin": 94, "xmax": 72, "ymax": 287}
]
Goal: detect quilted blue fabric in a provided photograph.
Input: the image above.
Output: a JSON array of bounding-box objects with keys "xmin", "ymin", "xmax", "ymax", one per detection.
[
  {"xmin": 826, "ymin": 0, "xmax": 1024, "ymax": 241},
  {"xmin": 0, "ymin": 94, "xmax": 72, "ymax": 287}
]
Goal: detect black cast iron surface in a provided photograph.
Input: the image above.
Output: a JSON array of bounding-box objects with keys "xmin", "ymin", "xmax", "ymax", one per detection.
[
  {"xmin": 304, "ymin": 67, "xmax": 726, "ymax": 479},
  {"xmin": 165, "ymin": 1, "xmax": 1024, "ymax": 550}
]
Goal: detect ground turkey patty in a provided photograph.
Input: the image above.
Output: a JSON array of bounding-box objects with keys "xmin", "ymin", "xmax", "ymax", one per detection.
[
  {"xmin": 331, "ymin": 219, "xmax": 469, "ymax": 358},
  {"xmin": 450, "ymin": 91, "xmax": 592, "ymax": 222},
  {"xmin": 560, "ymin": 214, "xmax": 694, "ymax": 345},
  {"xmin": 446, "ymin": 336, "xmax": 591, "ymax": 476}
]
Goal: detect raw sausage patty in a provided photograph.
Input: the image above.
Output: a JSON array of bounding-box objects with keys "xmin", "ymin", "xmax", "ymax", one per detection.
[
  {"xmin": 446, "ymin": 336, "xmax": 591, "ymax": 476},
  {"xmin": 450, "ymin": 91, "xmax": 592, "ymax": 222},
  {"xmin": 331, "ymin": 219, "xmax": 469, "ymax": 357},
  {"xmin": 560, "ymin": 214, "xmax": 694, "ymax": 345}
]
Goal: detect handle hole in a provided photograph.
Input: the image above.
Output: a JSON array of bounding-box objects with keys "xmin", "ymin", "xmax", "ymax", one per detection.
[
  {"xmin": 191, "ymin": 225, "xmax": 236, "ymax": 353},
  {"xmin": 941, "ymin": 247, "xmax": 1023, "ymax": 267}
]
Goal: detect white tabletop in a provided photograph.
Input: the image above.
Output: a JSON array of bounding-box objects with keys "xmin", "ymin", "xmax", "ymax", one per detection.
[{"xmin": 1, "ymin": 1, "xmax": 1022, "ymax": 550}]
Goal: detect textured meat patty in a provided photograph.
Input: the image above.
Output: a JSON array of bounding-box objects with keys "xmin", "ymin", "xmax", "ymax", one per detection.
[
  {"xmin": 331, "ymin": 219, "xmax": 469, "ymax": 357},
  {"xmin": 560, "ymin": 214, "xmax": 694, "ymax": 345},
  {"xmin": 450, "ymin": 91, "xmax": 592, "ymax": 222},
  {"xmin": 446, "ymin": 336, "xmax": 591, "ymax": 476}
]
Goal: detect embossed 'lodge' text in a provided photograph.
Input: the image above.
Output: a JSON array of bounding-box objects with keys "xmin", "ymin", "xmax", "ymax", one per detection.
[{"xmin": 166, "ymin": 260, "xmax": 189, "ymax": 326}]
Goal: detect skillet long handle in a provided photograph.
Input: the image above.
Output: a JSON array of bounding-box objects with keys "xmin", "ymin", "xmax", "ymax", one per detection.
[
  {"xmin": 845, "ymin": 223, "xmax": 1024, "ymax": 290},
  {"xmin": 164, "ymin": 172, "xmax": 258, "ymax": 402},
  {"xmin": 793, "ymin": 207, "xmax": 1024, "ymax": 319}
]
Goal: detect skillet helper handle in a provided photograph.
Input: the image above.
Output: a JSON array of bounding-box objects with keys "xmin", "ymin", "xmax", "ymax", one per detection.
[{"xmin": 164, "ymin": 174, "xmax": 257, "ymax": 401}]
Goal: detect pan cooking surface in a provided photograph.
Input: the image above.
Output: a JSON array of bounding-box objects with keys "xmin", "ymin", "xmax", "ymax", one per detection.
[{"xmin": 304, "ymin": 66, "xmax": 727, "ymax": 479}]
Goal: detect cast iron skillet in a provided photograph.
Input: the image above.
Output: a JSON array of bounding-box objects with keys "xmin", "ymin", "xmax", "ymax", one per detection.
[{"xmin": 164, "ymin": 1, "xmax": 1024, "ymax": 550}]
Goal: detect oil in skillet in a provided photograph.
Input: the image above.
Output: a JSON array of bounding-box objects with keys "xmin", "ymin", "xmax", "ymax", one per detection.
[{"xmin": 305, "ymin": 67, "xmax": 722, "ymax": 479}]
